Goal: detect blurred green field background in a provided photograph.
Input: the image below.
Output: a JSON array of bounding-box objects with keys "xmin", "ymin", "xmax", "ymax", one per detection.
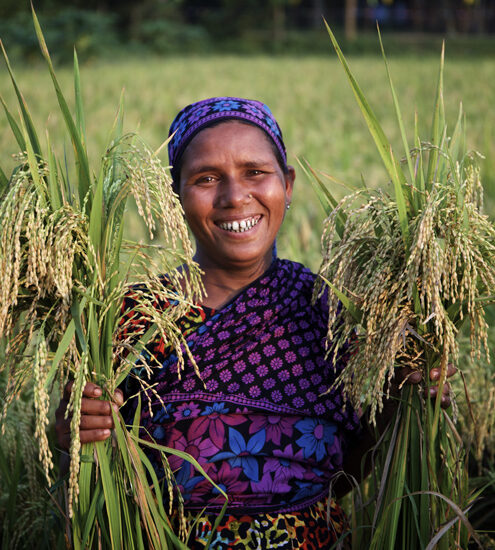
[
  {"xmin": 1, "ymin": 45, "xmax": 494, "ymax": 272},
  {"xmin": 2, "ymin": 35, "xmax": 495, "ymax": 545}
]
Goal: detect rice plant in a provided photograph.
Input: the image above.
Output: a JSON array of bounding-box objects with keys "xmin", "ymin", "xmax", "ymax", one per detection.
[
  {"xmin": 0, "ymin": 10, "xmax": 225, "ymax": 549},
  {"xmin": 308, "ymin": 25, "xmax": 495, "ymax": 549}
]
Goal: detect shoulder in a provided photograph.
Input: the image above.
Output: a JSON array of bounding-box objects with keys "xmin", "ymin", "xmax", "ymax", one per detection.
[
  {"xmin": 274, "ymin": 258, "xmax": 317, "ymax": 288},
  {"xmin": 274, "ymin": 258, "xmax": 327, "ymax": 313}
]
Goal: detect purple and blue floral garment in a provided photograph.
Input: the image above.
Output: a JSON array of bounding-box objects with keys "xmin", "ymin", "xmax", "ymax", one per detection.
[{"xmin": 121, "ymin": 259, "xmax": 361, "ymax": 514}]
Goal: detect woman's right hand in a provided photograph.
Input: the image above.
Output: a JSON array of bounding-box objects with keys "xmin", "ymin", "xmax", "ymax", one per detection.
[{"xmin": 55, "ymin": 381, "xmax": 124, "ymax": 450}]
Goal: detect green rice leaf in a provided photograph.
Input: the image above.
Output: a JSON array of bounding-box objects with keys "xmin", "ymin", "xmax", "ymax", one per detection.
[
  {"xmin": 426, "ymin": 42, "xmax": 445, "ymax": 187},
  {"xmin": 78, "ymin": 442, "xmax": 95, "ymax": 538},
  {"xmin": 45, "ymin": 320, "xmax": 75, "ymax": 388},
  {"xmin": 88, "ymin": 169, "xmax": 104, "ymax": 250},
  {"xmin": 73, "ymin": 49, "xmax": 86, "ymax": 145},
  {"xmin": 115, "ymin": 323, "xmax": 159, "ymax": 387},
  {"xmin": 204, "ymin": 499, "xmax": 229, "ymax": 549},
  {"xmin": 31, "ymin": 7, "xmax": 91, "ymax": 209},
  {"xmin": 20, "ymin": 116, "xmax": 44, "ymax": 202},
  {"xmin": 298, "ymin": 158, "xmax": 337, "ymax": 214},
  {"xmin": 127, "ymin": 438, "xmax": 181, "ymax": 548},
  {"xmin": 318, "ymin": 275, "xmax": 362, "ymax": 324},
  {"xmin": 377, "ymin": 27, "xmax": 415, "ymax": 209},
  {"xmin": 298, "ymin": 158, "xmax": 347, "ymax": 238},
  {"xmin": 414, "ymin": 112, "xmax": 425, "ymax": 197},
  {"xmin": 95, "ymin": 441, "xmax": 122, "ymax": 549},
  {"xmin": 135, "ymin": 435, "xmax": 229, "ymax": 505},
  {"xmin": 0, "ymin": 165, "xmax": 8, "ymax": 194},
  {"xmin": 324, "ymin": 21, "xmax": 410, "ymax": 246},
  {"xmin": 404, "ymin": 490, "xmax": 482, "ymax": 549},
  {"xmin": 403, "ymin": 481, "xmax": 424, "ymax": 545},
  {"xmin": 0, "ymin": 95, "xmax": 26, "ymax": 152},
  {"xmin": 448, "ymin": 103, "xmax": 464, "ymax": 165},
  {"xmin": 0, "ymin": 40, "xmax": 42, "ymax": 157},
  {"xmin": 70, "ymin": 299, "xmax": 88, "ymax": 353},
  {"xmin": 389, "ymin": 146, "xmax": 410, "ymax": 245},
  {"xmin": 46, "ymin": 132, "xmax": 62, "ymax": 210},
  {"xmin": 135, "ymin": 508, "xmax": 146, "ymax": 550},
  {"xmin": 371, "ymin": 390, "xmax": 413, "ymax": 549},
  {"xmin": 80, "ymin": 480, "xmax": 103, "ymax": 548}
]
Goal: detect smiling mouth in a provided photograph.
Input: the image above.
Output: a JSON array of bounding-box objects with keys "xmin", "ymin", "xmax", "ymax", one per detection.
[{"xmin": 217, "ymin": 216, "xmax": 261, "ymax": 233}]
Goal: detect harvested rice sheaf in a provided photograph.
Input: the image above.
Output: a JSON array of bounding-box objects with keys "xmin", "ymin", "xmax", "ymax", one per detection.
[{"xmin": 316, "ymin": 153, "xmax": 495, "ymax": 425}]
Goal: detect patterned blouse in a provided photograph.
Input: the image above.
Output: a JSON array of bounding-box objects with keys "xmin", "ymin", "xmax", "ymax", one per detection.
[{"xmin": 120, "ymin": 259, "xmax": 361, "ymax": 514}]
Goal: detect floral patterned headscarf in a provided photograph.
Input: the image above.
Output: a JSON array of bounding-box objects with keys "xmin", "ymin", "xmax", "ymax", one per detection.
[{"xmin": 167, "ymin": 97, "xmax": 287, "ymax": 188}]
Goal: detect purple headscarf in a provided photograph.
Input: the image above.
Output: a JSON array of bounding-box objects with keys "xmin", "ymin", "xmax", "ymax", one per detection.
[{"xmin": 167, "ymin": 97, "xmax": 287, "ymax": 188}]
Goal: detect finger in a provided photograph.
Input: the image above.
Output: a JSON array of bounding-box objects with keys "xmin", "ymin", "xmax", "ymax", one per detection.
[
  {"xmin": 80, "ymin": 429, "xmax": 112, "ymax": 444},
  {"xmin": 80, "ymin": 414, "xmax": 114, "ymax": 431},
  {"xmin": 447, "ymin": 364, "xmax": 457, "ymax": 378},
  {"xmin": 81, "ymin": 397, "xmax": 118, "ymax": 416},
  {"xmin": 396, "ymin": 366, "xmax": 422, "ymax": 385},
  {"xmin": 63, "ymin": 380, "xmax": 74, "ymax": 400},
  {"xmin": 426, "ymin": 386, "xmax": 451, "ymax": 408},
  {"xmin": 114, "ymin": 389, "xmax": 124, "ymax": 407},
  {"xmin": 429, "ymin": 364, "xmax": 457, "ymax": 382},
  {"xmin": 63, "ymin": 381, "xmax": 103, "ymax": 400},
  {"xmin": 83, "ymin": 382, "xmax": 103, "ymax": 398},
  {"xmin": 440, "ymin": 393, "xmax": 451, "ymax": 409}
]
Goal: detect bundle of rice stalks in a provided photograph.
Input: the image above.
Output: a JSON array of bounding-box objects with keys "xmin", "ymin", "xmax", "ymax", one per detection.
[
  {"xmin": 0, "ymin": 368, "xmax": 65, "ymax": 550},
  {"xmin": 307, "ymin": 26, "xmax": 495, "ymax": 550},
  {"xmin": 0, "ymin": 10, "xmax": 223, "ymax": 549}
]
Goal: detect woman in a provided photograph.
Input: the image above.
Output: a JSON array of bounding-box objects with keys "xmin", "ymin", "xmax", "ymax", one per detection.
[{"xmin": 56, "ymin": 97, "xmax": 454, "ymax": 549}]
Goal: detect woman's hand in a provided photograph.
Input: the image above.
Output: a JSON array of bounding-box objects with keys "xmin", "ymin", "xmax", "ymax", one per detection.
[
  {"xmin": 394, "ymin": 363, "xmax": 457, "ymax": 409},
  {"xmin": 55, "ymin": 381, "xmax": 124, "ymax": 450}
]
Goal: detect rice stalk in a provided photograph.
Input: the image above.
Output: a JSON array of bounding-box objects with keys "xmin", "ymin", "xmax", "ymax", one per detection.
[
  {"xmin": 310, "ymin": 25, "xmax": 495, "ymax": 549},
  {"xmin": 0, "ymin": 9, "xmax": 219, "ymax": 549}
]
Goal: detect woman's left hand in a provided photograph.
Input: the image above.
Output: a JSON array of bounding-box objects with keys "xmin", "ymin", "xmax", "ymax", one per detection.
[{"xmin": 394, "ymin": 363, "xmax": 457, "ymax": 409}]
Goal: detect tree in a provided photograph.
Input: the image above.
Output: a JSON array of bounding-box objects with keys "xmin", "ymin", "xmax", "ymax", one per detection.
[{"xmin": 345, "ymin": 0, "xmax": 358, "ymax": 39}]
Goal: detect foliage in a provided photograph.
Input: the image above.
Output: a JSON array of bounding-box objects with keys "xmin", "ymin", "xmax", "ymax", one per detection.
[
  {"xmin": 0, "ymin": 9, "xmax": 120, "ymax": 63},
  {"xmin": 0, "ymin": 21, "xmax": 494, "ymax": 548},
  {"xmin": 0, "ymin": 368, "xmax": 66, "ymax": 550},
  {"xmin": 0, "ymin": 8, "xmax": 226, "ymax": 549},
  {"xmin": 309, "ymin": 24, "xmax": 495, "ymax": 549},
  {"xmin": 135, "ymin": 19, "xmax": 210, "ymax": 55}
]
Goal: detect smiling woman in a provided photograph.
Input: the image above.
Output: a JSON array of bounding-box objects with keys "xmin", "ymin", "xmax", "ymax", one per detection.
[
  {"xmin": 55, "ymin": 96, "xmax": 454, "ymax": 549},
  {"xmin": 178, "ymin": 121, "xmax": 294, "ymax": 308}
]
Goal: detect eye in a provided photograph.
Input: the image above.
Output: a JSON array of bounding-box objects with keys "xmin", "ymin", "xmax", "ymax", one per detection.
[
  {"xmin": 194, "ymin": 175, "xmax": 216, "ymax": 185},
  {"xmin": 247, "ymin": 169, "xmax": 264, "ymax": 177}
]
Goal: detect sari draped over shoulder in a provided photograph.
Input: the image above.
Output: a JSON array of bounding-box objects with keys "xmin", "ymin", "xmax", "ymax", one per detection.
[{"xmin": 120, "ymin": 259, "xmax": 360, "ymax": 518}]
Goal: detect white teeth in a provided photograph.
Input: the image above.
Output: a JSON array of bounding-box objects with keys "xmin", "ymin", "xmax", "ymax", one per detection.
[{"xmin": 219, "ymin": 216, "xmax": 260, "ymax": 233}]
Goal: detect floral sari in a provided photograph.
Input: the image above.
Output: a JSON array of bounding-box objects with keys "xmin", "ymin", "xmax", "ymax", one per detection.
[{"xmin": 120, "ymin": 259, "xmax": 360, "ymax": 548}]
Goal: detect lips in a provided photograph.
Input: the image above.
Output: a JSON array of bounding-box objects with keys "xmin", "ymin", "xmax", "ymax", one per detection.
[{"xmin": 216, "ymin": 215, "xmax": 261, "ymax": 233}]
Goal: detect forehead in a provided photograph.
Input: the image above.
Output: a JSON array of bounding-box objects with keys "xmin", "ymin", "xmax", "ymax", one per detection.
[{"xmin": 181, "ymin": 121, "xmax": 276, "ymax": 168}]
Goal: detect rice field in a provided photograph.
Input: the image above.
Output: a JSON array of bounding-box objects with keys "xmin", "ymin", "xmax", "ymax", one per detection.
[
  {"xmin": 1, "ymin": 43, "xmax": 495, "ymax": 546},
  {"xmin": 1, "ymin": 50, "xmax": 494, "ymax": 271}
]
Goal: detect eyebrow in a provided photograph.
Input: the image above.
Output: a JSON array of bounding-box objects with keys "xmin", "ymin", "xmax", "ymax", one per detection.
[{"xmin": 185, "ymin": 158, "xmax": 275, "ymax": 175}]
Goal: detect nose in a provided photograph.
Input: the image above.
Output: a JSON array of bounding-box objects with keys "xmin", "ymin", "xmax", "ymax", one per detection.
[{"xmin": 215, "ymin": 174, "xmax": 251, "ymax": 208}]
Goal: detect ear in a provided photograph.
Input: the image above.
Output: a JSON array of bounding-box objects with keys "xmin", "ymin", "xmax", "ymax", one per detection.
[{"xmin": 284, "ymin": 165, "xmax": 295, "ymax": 203}]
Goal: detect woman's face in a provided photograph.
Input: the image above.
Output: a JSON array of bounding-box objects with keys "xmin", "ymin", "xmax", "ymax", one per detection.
[{"xmin": 179, "ymin": 121, "xmax": 295, "ymax": 272}]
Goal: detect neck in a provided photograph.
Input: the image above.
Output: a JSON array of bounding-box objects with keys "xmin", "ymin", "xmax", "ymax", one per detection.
[{"xmin": 195, "ymin": 253, "xmax": 274, "ymax": 310}]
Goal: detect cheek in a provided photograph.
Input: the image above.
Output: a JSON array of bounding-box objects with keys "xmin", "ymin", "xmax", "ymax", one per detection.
[
  {"xmin": 180, "ymin": 189, "xmax": 216, "ymax": 239},
  {"xmin": 263, "ymin": 182, "xmax": 288, "ymax": 217},
  {"xmin": 181, "ymin": 195, "xmax": 202, "ymax": 230}
]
